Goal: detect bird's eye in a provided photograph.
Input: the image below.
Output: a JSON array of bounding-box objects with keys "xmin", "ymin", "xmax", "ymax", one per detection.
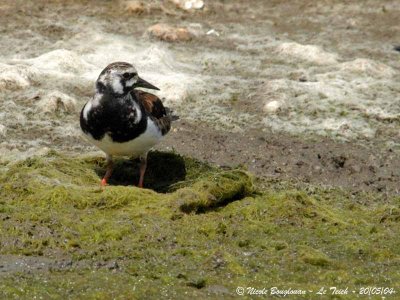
[{"xmin": 122, "ymin": 72, "xmax": 132, "ymax": 79}]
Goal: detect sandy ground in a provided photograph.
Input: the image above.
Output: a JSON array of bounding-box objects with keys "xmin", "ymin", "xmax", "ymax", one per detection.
[
  {"xmin": 0, "ymin": 0, "xmax": 399, "ymax": 196},
  {"xmin": 159, "ymin": 121, "xmax": 400, "ymax": 195},
  {"xmin": 0, "ymin": 1, "xmax": 400, "ymax": 294}
]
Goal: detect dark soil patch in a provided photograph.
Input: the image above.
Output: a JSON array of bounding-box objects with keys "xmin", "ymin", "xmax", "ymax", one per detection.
[{"xmin": 158, "ymin": 120, "xmax": 400, "ymax": 196}]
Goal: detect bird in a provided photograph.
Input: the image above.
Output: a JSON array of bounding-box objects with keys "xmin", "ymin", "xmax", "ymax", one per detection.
[{"xmin": 80, "ymin": 62, "xmax": 178, "ymax": 188}]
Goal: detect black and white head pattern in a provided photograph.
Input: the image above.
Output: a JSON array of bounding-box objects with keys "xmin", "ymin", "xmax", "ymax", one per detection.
[{"xmin": 96, "ymin": 62, "xmax": 139, "ymax": 96}]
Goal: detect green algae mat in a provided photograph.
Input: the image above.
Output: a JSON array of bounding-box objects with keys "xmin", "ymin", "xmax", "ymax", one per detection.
[{"xmin": 0, "ymin": 151, "xmax": 399, "ymax": 299}]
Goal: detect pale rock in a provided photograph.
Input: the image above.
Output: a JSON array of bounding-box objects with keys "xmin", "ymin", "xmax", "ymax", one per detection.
[
  {"xmin": 263, "ymin": 100, "xmax": 284, "ymax": 114},
  {"xmin": 206, "ymin": 29, "xmax": 220, "ymax": 36},
  {"xmin": 147, "ymin": 24, "xmax": 192, "ymax": 42},
  {"xmin": 170, "ymin": 0, "xmax": 204, "ymax": 10},
  {"xmin": 124, "ymin": 1, "xmax": 145, "ymax": 14}
]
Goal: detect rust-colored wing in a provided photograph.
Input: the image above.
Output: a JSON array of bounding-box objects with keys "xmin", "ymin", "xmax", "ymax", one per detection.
[
  {"xmin": 133, "ymin": 90, "xmax": 178, "ymax": 135},
  {"xmin": 134, "ymin": 90, "xmax": 166, "ymax": 118}
]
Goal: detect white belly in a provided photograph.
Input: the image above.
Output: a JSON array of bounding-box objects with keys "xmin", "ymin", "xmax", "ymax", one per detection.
[{"xmin": 84, "ymin": 119, "xmax": 162, "ymax": 157}]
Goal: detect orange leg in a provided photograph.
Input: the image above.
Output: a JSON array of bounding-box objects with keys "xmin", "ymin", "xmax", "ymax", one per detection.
[
  {"xmin": 138, "ymin": 154, "xmax": 147, "ymax": 188},
  {"xmin": 101, "ymin": 155, "xmax": 113, "ymax": 186}
]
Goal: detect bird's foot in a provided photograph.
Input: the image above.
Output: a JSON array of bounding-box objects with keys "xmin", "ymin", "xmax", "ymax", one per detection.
[{"xmin": 101, "ymin": 178, "xmax": 107, "ymax": 186}]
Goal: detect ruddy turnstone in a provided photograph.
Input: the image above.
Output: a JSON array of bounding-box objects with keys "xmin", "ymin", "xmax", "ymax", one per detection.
[{"xmin": 80, "ymin": 62, "xmax": 178, "ymax": 187}]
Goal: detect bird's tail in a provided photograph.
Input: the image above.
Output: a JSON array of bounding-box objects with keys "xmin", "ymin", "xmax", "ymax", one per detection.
[{"xmin": 153, "ymin": 107, "xmax": 179, "ymax": 135}]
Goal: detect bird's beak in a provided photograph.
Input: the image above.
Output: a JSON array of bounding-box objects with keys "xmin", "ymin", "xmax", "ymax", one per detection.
[{"xmin": 134, "ymin": 77, "xmax": 160, "ymax": 90}]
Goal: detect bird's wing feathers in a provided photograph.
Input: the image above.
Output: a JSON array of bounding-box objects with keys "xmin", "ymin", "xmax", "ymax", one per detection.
[
  {"xmin": 134, "ymin": 90, "xmax": 166, "ymax": 118},
  {"xmin": 133, "ymin": 90, "xmax": 179, "ymax": 135}
]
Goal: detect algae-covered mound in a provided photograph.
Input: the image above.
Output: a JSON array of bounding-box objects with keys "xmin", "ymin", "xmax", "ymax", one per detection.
[
  {"xmin": 0, "ymin": 150, "xmax": 254, "ymax": 257},
  {"xmin": 0, "ymin": 151, "xmax": 399, "ymax": 299},
  {"xmin": 0, "ymin": 150, "xmax": 253, "ymax": 212}
]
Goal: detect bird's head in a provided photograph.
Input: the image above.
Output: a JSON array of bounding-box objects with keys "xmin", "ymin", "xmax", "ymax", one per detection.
[{"xmin": 96, "ymin": 62, "xmax": 159, "ymax": 96}]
